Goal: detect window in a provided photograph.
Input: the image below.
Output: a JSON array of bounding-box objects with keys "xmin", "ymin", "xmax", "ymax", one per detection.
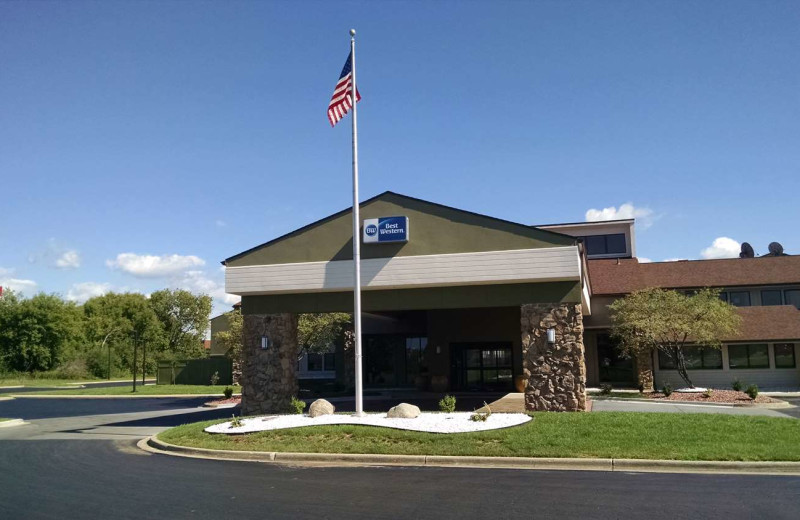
[
  {"xmin": 728, "ymin": 344, "xmax": 769, "ymax": 369},
  {"xmin": 405, "ymin": 337, "xmax": 427, "ymax": 383},
  {"xmin": 324, "ymin": 353, "xmax": 336, "ymax": 371},
  {"xmin": 728, "ymin": 291, "xmax": 751, "ymax": 307},
  {"xmin": 761, "ymin": 290, "xmax": 783, "ymax": 306},
  {"xmin": 774, "ymin": 344, "xmax": 796, "ymax": 369},
  {"xmin": 659, "ymin": 348, "xmax": 721, "ymax": 370},
  {"xmin": 307, "ymin": 353, "xmax": 323, "ymax": 371},
  {"xmin": 718, "ymin": 291, "xmax": 729, "ymax": 303},
  {"xmin": 581, "ymin": 233, "xmax": 627, "ymax": 256},
  {"xmin": 784, "ymin": 290, "xmax": 800, "ymax": 310}
]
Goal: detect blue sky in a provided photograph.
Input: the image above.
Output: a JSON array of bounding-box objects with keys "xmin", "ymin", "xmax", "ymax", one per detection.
[{"xmin": 1, "ymin": 1, "xmax": 798, "ymax": 314}]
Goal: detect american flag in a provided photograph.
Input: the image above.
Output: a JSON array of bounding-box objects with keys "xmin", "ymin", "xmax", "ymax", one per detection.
[{"xmin": 327, "ymin": 51, "xmax": 361, "ymax": 127}]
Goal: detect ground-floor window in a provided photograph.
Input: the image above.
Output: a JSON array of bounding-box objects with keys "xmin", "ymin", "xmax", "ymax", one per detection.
[
  {"xmin": 657, "ymin": 347, "xmax": 722, "ymax": 370},
  {"xmin": 297, "ymin": 344, "xmax": 336, "ymax": 379},
  {"xmin": 596, "ymin": 334, "xmax": 634, "ymax": 383},
  {"xmin": 450, "ymin": 343, "xmax": 514, "ymax": 391},
  {"xmin": 728, "ymin": 344, "xmax": 770, "ymax": 369},
  {"xmin": 774, "ymin": 343, "xmax": 797, "ymax": 368}
]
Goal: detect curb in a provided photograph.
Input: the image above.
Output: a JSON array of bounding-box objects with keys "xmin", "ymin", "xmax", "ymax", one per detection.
[
  {"xmin": 590, "ymin": 397, "xmax": 793, "ymax": 409},
  {"xmin": 0, "ymin": 397, "xmax": 14, "ymax": 402},
  {"xmin": 0, "ymin": 419, "xmax": 26, "ymax": 428},
  {"xmin": 11, "ymin": 394, "xmax": 236, "ymax": 399},
  {"xmin": 141, "ymin": 436, "xmax": 800, "ymax": 475}
]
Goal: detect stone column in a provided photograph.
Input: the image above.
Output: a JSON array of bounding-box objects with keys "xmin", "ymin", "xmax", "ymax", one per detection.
[
  {"xmin": 240, "ymin": 313, "xmax": 298, "ymax": 416},
  {"xmin": 521, "ymin": 303, "xmax": 587, "ymax": 412},
  {"xmin": 635, "ymin": 349, "xmax": 654, "ymax": 392}
]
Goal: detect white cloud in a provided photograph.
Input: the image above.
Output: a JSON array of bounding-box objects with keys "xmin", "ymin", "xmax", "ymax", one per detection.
[
  {"xmin": 66, "ymin": 282, "xmax": 112, "ymax": 303},
  {"xmin": 172, "ymin": 270, "xmax": 239, "ymax": 315},
  {"xmin": 585, "ymin": 203, "xmax": 654, "ymax": 229},
  {"xmin": 55, "ymin": 250, "xmax": 81, "ymax": 269},
  {"xmin": 637, "ymin": 257, "xmax": 652, "ymax": 263},
  {"xmin": 700, "ymin": 237, "xmax": 740, "ymax": 259},
  {"xmin": 106, "ymin": 253, "xmax": 205, "ymax": 277},
  {"xmin": 0, "ymin": 268, "xmax": 37, "ymax": 295}
]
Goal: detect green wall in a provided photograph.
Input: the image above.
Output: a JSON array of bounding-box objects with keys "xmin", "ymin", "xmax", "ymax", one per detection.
[
  {"xmin": 226, "ymin": 192, "xmax": 574, "ymax": 266},
  {"xmin": 242, "ymin": 281, "xmax": 581, "ymax": 314}
]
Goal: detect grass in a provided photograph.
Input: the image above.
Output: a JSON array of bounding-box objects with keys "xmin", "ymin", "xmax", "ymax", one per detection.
[
  {"xmin": 25, "ymin": 384, "xmax": 241, "ymax": 396},
  {"xmin": 0, "ymin": 377, "xmax": 103, "ymax": 387},
  {"xmin": 158, "ymin": 412, "xmax": 800, "ymax": 462},
  {"xmin": 0, "ymin": 418, "xmax": 13, "ymax": 422}
]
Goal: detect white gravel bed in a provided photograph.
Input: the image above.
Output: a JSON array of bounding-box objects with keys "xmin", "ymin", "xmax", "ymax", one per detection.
[{"xmin": 205, "ymin": 412, "xmax": 531, "ymax": 435}]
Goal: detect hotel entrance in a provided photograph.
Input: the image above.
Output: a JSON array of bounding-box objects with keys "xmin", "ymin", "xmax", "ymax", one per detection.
[{"xmin": 450, "ymin": 342, "xmax": 514, "ymax": 391}]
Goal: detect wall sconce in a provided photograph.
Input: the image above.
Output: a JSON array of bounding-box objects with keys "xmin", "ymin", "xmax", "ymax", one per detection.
[
  {"xmin": 436, "ymin": 345, "xmax": 441, "ymax": 355},
  {"xmin": 261, "ymin": 336, "xmax": 270, "ymax": 350},
  {"xmin": 546, "ymin": 328, "xmax": 556, "ymax": 344}
]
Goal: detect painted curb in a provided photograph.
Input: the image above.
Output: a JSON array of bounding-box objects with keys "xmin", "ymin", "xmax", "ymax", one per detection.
[
  {"xmin": 142, "ymin": 436, "xmax": 800, "ymax": 475},
  {"xmin": 590, "ymin": 397, "xmax": 793, "ymax": 409},
  {"xmin": 0, "ymin": 419, "xmax": 26, "ymax": 428}
]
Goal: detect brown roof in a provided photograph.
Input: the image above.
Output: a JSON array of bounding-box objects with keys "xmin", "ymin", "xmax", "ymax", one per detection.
[
  {"xmin": 588, "ymin": 256, "xmax": 800, "ymax": 295},
  {"xmin": 727, "ymin": 306, "xmax": 800, "ymax": 342}
]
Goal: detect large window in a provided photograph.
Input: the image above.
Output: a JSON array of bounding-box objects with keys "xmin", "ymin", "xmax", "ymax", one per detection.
[
  {"xmin": 582, "ymin": 234, "xmax": 627, "ymax": 256},
  {"xmin": 658, "ymin": 347, "xmax": 722, "ymax": 370},
  {"xmin": 761, "ymin": 290, "xmax": 783, "ymax": 306},
  {"xmin": 728, "ymin": 291, "xmax": 751, "ymax": 307},
  {"xmin": 728, "ymin": 344, "xmax": 769, "ymax": 369},
  {"xmin": 405, "ymin": 337, "xmax": 427, "ymax": 383},
  {"xmin": 785, "ymin": 290, "xmax": 800, "ymax": 310},
  {"xmin": 774, "ymin": 344, "xmax": 796, "ymax": 369}
]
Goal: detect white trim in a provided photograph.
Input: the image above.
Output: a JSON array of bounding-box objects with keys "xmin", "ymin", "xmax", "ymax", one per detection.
[{"xmin": 226, "ymin": 246, "xmax": 581, "ymax": 296}]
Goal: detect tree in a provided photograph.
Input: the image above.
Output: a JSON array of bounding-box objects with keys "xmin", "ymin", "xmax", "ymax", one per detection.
[
  {"xmin": 214, "ymin": 309, "xmax": 243, "ymax": 383},
  {"xmin": 149, "ymin": 289, "xmax": 212, "ymax": 360},
  {"xmin": 0, "ymin": 292, "xmax": 83, "ymax": 373},
  {"xmin": 297, "ymin": 313, "xmax": 352, "ymax": 358},
  {"xmin": 609, "ymin": 288, "xmax": 741, "ymax": 388}
]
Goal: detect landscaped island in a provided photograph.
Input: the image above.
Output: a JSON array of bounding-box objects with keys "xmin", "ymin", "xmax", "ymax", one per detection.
[{"xmin": 159, "ymin": 412, "xmax": 800, "ymax": 462}]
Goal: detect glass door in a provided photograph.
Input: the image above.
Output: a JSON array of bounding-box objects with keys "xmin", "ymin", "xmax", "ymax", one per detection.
[{"xmin": 451, "ymin": 343, "xmax": 514, "ymax": 391}]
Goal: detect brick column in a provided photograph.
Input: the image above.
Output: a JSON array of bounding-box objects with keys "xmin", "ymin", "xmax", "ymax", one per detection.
[
  {"xmin": 240, "ymin": 313, "xmax": 298, "ymax": 416},
  {"xmin": 521, "ymin": 303, "xmax": 587, "ymax": 412}
]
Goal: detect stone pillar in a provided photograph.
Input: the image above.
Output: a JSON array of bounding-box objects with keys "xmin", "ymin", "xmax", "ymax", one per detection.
[
  {"xmin": 240, "ymin": 313, "xmax": 298, "ymax": 416},
  {"xmin": 635, "ymin": 349, "xmax": 654, "ymax": 392},
  {"xmin": 521, "ymin": 303, "xmax": 587, "ymax": 412}
]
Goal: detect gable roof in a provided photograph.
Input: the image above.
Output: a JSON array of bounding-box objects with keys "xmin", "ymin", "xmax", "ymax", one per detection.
[
  {"xmin": 588, "ymin": 256, "xmax": 800, "ymax": 295},
  {"xmin": 224, "ymin": 191, "xmax": 576, "ymax": 265}
]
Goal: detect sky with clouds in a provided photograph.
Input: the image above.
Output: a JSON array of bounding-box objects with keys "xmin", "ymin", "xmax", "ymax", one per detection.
[{"xmin": 1, "ymin": 1, "xmax": 798, "ymax": 314}]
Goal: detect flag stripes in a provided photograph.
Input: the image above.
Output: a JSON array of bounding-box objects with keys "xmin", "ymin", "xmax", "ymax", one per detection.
[{"xmin": 328, "ymin": 51, "xmax": 361, "ymax": 127}]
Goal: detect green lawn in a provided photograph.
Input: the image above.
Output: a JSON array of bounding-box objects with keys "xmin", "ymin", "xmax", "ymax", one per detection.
[
  {"xmin": 0, "ymin": 377, "xmax": 104, "ymax": 388},
  {"xmin": 26, "ymin": 384, "xmax": 241, "ymax": 396},
  {"xmin": 0, "ymin": 418, "xmax": 13, "ymax": 422},
  {"xmin": 159, "ymin": 412, "xmax": 800, "ymax": 462}
]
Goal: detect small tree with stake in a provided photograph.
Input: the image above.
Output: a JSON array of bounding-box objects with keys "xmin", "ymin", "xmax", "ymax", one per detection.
[{"xmin": 609, "ymin": 288, "xmax": 740, "ymax": 389}]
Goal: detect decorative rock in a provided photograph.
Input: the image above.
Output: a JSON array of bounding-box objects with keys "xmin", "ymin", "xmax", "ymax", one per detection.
[
  {"xmin": 308, "ymin": 399, "xmax": 335, "ymax": 418},
  {"xmin": 387, "ymin": 403, "xmax": 421, "ymax": 419}
]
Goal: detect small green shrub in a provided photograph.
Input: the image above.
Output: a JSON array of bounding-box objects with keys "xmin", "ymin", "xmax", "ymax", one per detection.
[
  {"xmin": 223, "ymin": 386, "xmax": 233, "ymax": 399},
  {"xmin": 702, "ymin": 388, "xmax": 713, "ymax": 398},
  {"xmin": 599, "ymin": 384, "xmax": 613, "ymax": 396},
  {"xmin": 745, "ymin": 384, "xmax": 759, "ymax": 400},
  {"xmin": 230, "ymin": 415, "xmax": 243, "ymax": 428},
  {"xmin": 439, "ymin": 394, "xmax": 456, "ymax": 413},
  {"xmin": 732, "ymin": 379, "xmax": 743, "ymax": 392},
  {"xmin": 662, "ymin": 382, "xmax": 673, "ymax": 397},
  {"xmin": 469, "ymin": 402, "xmax": 492, "ymax": 422},
  {"xmin": 289, "ymin": 396, "xmax": 306, "ymax": 414},
  {"xmin": 210, "ymin": 371, "xmax": 220, "ymax": 386}
]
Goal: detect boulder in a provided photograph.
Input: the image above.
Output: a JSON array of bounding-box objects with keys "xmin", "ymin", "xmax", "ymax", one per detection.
[
  {"xmin": 387, "ymin": 403, "xmax": 421, "ymax": 419},
  {"xmin": 308, "ymin": 399, "xmax": 335, "ymax": 418}
]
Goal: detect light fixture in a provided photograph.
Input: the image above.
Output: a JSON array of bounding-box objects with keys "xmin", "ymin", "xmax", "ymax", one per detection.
[
  {"xmin": 436, "ymin": 345, "xmax": 441, "ymax": 355},
  {"xmin": 546, "ymin": 328, "xmax": 556, "ymax": 344},
  {"xmin": 261, "ymin": 336, "xmax": 270, "ymax": 350}
]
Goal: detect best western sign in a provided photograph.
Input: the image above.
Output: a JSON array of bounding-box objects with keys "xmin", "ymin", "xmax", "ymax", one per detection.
[{"xmin": 363, "ymin": 216, "xmax": 409, "ymax": 244}]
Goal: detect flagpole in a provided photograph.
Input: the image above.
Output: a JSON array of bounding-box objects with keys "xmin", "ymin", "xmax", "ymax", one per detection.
[{"xmin": 349, "ymin": 28, "xmax": 364, "ymax": 417}]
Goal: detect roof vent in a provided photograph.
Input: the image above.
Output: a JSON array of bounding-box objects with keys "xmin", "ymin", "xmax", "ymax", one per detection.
[
  {"xmin": 739, "ymin": 242, "xmax": 755, "ymax": 258},
  {"xmin": 766, "ymin": 242, "xmax": 787, "ymax": 256}
]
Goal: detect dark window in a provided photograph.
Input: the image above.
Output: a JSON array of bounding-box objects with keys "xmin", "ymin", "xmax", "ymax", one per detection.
[
  {"xmin": 581, "ymin": 234, "xmax": 627, "ymax": 256},
  {"xmin": 728, "ymin": 344, "xmax": 769, "ymax": 369},
  {"xmin": 719, "ymin": 291, "xmax": 729, "ymax": 303},
  {"xmin": 658, "ymin": 350, "xmax": 676, "ymax": 370},
  {"xmin": 728, "ymin": 291, "xmax": 751, "ymax": 307},
  {"xmin": 784, "ymin": 290, "xmax": 800, "ymax": 310},
  {"xmin": 323, "ymin": 353, "xmax": 336, "ymax": 371},
  {"xmin": 774, "ymin": 344, "xmax": 796, "ymax": 368},
  {"xmin": 307, "ymin": 353, "xmax": 323, "ymax": 371},
  {"xmin": 761, "ymin": 290, "xmax": 782, "ymax": 306},
  {"xmin": 660, "ymin": 347, "xmax": 721, "ymax": 370}
]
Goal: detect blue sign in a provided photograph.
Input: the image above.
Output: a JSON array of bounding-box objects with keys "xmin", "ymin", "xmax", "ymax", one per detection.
[{"xmin": 362, "ymin": 216, "xmax": 409, "ymax": 244}]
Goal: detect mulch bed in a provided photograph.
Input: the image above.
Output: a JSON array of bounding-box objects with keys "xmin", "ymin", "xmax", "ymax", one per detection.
[
  {"xmin": 205, "ymin": 397, "xmax": 241, "ymax": 407},
  {"xmin": 646, "ymin": 389, "xmax": 778, "ymax": 404}
]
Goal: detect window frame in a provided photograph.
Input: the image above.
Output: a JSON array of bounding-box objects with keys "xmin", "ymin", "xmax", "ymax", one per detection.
[
  {"xmin": 658, "ymin": 347, "xmax": 722, "ymax": 370},
  {"xmin": 784, "ymin": 289, "xmax": 800, "ymax": 310},
  {"xmin": 774, "ymin": 343, "xmax": 797, "ymax": 369},
  {"xmin": 580, "ymin": 233, "xmax": 628, "ymax": 257},
  {"xmin": 760, "ymin": 290, "xmax": 783, "ymax": 306},
  {"xmin": 728, "ymin": 291, "xmax": 751, "ymax": 307},
  {"xmin": 728, "ymin": 344, "xmax": 770, "ymax": 369}
]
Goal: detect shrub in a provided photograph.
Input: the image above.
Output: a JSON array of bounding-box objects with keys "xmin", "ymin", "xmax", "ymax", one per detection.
[
  {"xmin": 469, "ymin": 402, "xmax": 492, "ymax": 422},
  {"xmin": 745, "ymin": 384, "xmax": 759, "ymax": 400},
  {"xmin": 223, "ymin": 386, "xmax": 233, "ymax": 399},
  {"xmin": 289, "ymin": 396, "xmax": 306, "ymax": 414},
  {"xmin": 210, "ymin": 371, "xmax": 220, "ymax": 386},
  {"xmin": 732, "ymin": 379, "xmax": 743, "ymax": 392},
  {"xmin": 662, "ymin": 382, "xmax": 673, "ymax": 397},
  {"xmin": 702, "ymin": 388, "xmax": 713, "ymax": 398},
  {"xmin": 439, "ymin": 394, "xmax": 456, "ymax": 413},
  {"xmin": 599, "ymin": 384, "xmax": 613, "ymax": 396},
  {"xmin": 230, "ymin": 415, "xmax": 243, "ymax": 428}
]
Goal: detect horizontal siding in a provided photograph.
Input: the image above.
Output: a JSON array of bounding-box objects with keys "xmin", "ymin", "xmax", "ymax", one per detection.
[
  {"xmin": 227, "ymin": 246, "xmax": 580, "ymax": 295},
  {"xmin": 653, "ymin": 344, "xmax": 800, "ymax": 390}
]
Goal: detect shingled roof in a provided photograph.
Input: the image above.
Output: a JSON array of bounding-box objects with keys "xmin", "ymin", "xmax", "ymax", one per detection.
[
  {"xmin": 727, "ymin": 306, "xmax": 800, "ymax": 342},
  {"xmin": 588, "ymin": 256, "xmax": 800, "ymax": 295}
]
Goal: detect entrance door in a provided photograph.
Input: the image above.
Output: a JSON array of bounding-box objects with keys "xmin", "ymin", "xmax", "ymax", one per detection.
[
  {"xmin": 450, "ymin": 343, "xmax": 514, "ymax": 391},
  {"xmin": 596, "ymin": 333, "xmax": 634, "ymax": 384}
]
